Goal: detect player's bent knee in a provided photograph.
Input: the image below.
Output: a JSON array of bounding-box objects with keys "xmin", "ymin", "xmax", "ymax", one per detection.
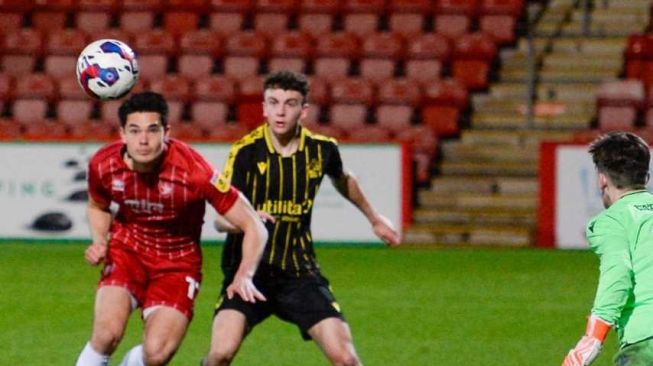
[
  {"xmin": 329, "ymin": 352, "xmax": 360, "ymax": 366},
  {"xmin": 91, "ymin": 327, "xmax": 124, "ymax": 353},
  {"xmin": 207, "ymin": 346, "xmax": 238, "ymax": 365}
]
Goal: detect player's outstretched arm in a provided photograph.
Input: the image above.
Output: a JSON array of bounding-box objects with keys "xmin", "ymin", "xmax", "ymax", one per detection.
[
  {"xmin": 222, "ymin": 192, "xmax": 268, "ymax": 303},
  {"xmin": 85, "ymin": 198, "xmax": 112, "ymax": 266},
  {"xmin": 331, "ymin": 171, "xmax": 401, "ymax": 246},
  {"xmin": 214, "ymin": 211, "xmax": 276, "ymax": 233},
  {"xmin": 562, "ymin": 315, "xmax": 612, "ymax": 366}
]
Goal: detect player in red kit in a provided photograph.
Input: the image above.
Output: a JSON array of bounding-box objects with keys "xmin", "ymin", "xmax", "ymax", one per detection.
[{"xmin": 75, "ymin": 92, "xmax": 268, "ymax": 366}]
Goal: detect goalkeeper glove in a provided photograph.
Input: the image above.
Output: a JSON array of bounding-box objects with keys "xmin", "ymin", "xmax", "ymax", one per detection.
[{"xmin": 562, "ymin": 315, "xmax": 612, "ymax": 366}]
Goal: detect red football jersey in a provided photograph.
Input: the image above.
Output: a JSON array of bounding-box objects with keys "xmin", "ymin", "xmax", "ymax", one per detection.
[{"xmin": 88, "ymin": 138, "xmax": 238, "ymax": 258}]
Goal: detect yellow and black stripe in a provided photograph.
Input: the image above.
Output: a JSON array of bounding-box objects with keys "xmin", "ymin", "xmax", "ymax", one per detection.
[{"xmin": 221, "ymin": 124, "xmax": 344, "ymax": 278}]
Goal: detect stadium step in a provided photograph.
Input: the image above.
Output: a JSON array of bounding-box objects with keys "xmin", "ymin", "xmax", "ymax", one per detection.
[
  {"xmin": 404, "ymin": 223, "xmax": 532, "ymax": 247},
  {"xmin": 429, "ymin": 176, "xmax": 538, "ymax": 195},
  {"xmin": 459, "ymin": 129, "xmax": 574, "ymax": 146},
  {"xmin": 440, "ymin": 161, "xmax": 537, "ymax": 176},
  {"xmin": 418, "ymin": 192, "xmax": 537, "ymax": 210},
  {"xmin": 413, "ymin": 208, "xmax": 535, "ymax": 226},
  {"xmin": 441, "ymin": 143, "xmax": 538, "ymax": 164}
]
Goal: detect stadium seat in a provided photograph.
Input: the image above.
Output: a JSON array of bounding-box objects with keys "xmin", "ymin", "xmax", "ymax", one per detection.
[
  {"xmin": 422, "ymin": 78, "xmax": 469, "ymax": 108},
  {"xmin": 57, "ymin": 76, "xmax": 88, "ymax": 100},
  {"xmin": 329, "ymin": 78, "xmax": 375, "ymax": 105},
  {"xmin": 395, "ymin": 125, "xmax": 438, "ymax": 183},
  {"xmin": 237, "ymin": 75, "xmax": 264, "ymax": 102},
  {"xmin": 254, "ymin": 13, "xmax": 290, "ymax": 37},
  {"xmin": 178, "ymin": 55, "xmax": 215, "ymax": 81},
  {"xmin": 343, "ymin": 0, "xmax": 385, "ymax": 13},
  {"xmin": 377, "ymin": 78, "xmax": 422, "ymax": 106},
  {"xmin": 389, "ymin": 13, "xmax": 426, "ymax": 38},
  {"xmin": 237, "ymin": 102, "xmax": 264, "ymax": 129},
  {"xmin": 451, "ymin": 32, "xmax": 497, "ymax": 90},
  {"xmin": 137, "ymin": 55, "xmax": 170, "ymax": 82},
  {"xmin": 421, "ymin": 78, "xmax": 468, "ymax": 136},
  {"xmin": 31, "ymin": 11, "xmax": 67, "ymax": 31},
  {"xmin": 192, "ymin": 75, "xmax": 237, "ymax": 103},
  {"xmin": 132, "ymin": 30, "xmax": 177, "ymax": 56},
  {"xmin": 299, "ymin": 0, "xmax": 340, "ymax": 13},
  {"xmin": 0, "ymin": 73, "xmax": 13, "ymax": 101},
  {"xmin": 209, "ymin": 0, "xmax": 254, "ymax": 12},
  {"xmin": 434, "ymin": 14, "xmax": 471, "ymax": 40},
  {"xmin": 225, "ymin": 31, "xmax": 267, "ymax": 57},
  {"xmin": 405, "ymin": 59, "xmax": 443, "ymax": 83},
  {"xmin": 343, "ymin": 13, "xmax": 380, "ymax": 37},
  {"xmin": 307, "ymin": 76, "xmax": 329, "ymax": 106},
  {"xmin": 100, "ymin": 100, "xmax": 122, "ymax": 124},
  {"xmin": 376, "ymin": 105, "xmax": 414, "ymax": 134},
  {"xmin": 268, "ymin": 31, "xmax": 312, "ymax": 74},
  {"xmin": 1, "ymin": 55, "xmax": 37, "ymax": 77},
  {"xmin": 15, "ymin": 73, "xmax": 56, "ymax": 101},
  {"xmin": 346, "ymin": 125, "xmax": 392, "ymax": 142},
  {"xmin": 302, "ymin": 121, "xmax": 347, "ymax": 140},
  {"xmin": 2, "ymin": 29, "xmax": 43, "ymax": 56},
  {"xmin": 122, "ymin": 0, "xmax": 164, "ymax": 11},
  {"xmin": 163, "ymin": 12, "xmax": 200, "ymax": 37},
  {"xmin": 479, "ymin": 0, "xmax": 523, "ymax": 17},
  {"xmin": 148, "ymin": 74, "xmax": 192, "ymax": 102},
  {"xmin": 479, "ymin": 15, "xmax": 517, "ymax": 45},
  {"xmin": 12, "ymin": 99, "xmax": 49, "ymax": 124},
  {"xmin": 422, "ymin": 105, "xmax": 461, "ymax": 137},
  {"xmin": 44, "ymin": 55, "xmax": 77, "ymax": 79},
  {"xmin": 170, "ymin": 121, "xmax": 207, "ymax": 140},
  {"xmin": 56, "ymin": 99, "xmax": 95, "ymax": 125},
  {"xmin": 207, "ymin": 123, "xmax": 249, "ymax": 141},
  {"xmin": 208, "ymin": 12, "xmax": 245, "ymax": 36},
  {"xmin": 303, "ymin": 105, "xmax": 321, "ymax": 124},
  {"xmin": 77, "ymin": 0, "xmax": 118, "ymax": 12},
  {"xmin": 190, "ymin": 101, "xmax": 230, "ymax": 128},
  {"xmin": 166, "ymin": 0, "xmax": 208, "ymax": 12},
  {"xmin": 75, "ymin": 12, "xmax": 111, "ymax": 33},
  {"xmin": 268, "ymin": 58, "xmax": 307, "ymax": 73},
  {"xmin": 406, "ymin": 33, "xmax": 451, "ymax": 63},
  {"xmin": 119, "ymin": 11, "xmax": 156, "ymax": 35},
  {"xmin": 0, "ymin": 0, "xmax": 34, "ymax": 12},
  {"xmin": 598, "ymin": 106, "xmax": 638, "ymax": 131},
  {"xmin": 314, "ymin": 33, "xmax": 359, "ymax": 81},
  {"xmin": 178, "ymin": 30, "xmax": 223, "ymax": 80},
  {"xmin": 67, "ymin": 120, "xmax": 117, "ymax": 141},
  {"xmin": 328, "ymin": 104, "xmax": 368, "ymax": 128},
  {"xmin": 92, "ymin": 29, "xmax": 132, "ymax": 45},
  {"xmin": 224, "ymin": 56, "xmax": 261, "ymax": 81},
  {"xmin": 167, "ymin": 100, "xmax": 185, "ymax": 124},
  {"xmin": 297, "ymin": 13, "xmax": 334, "ymax": 38},
  {"xmin": 624, "ymin": 34, "xmax": 653, "ymax": 82},
  {"xmin": 45, "ymin": 29, "xmax": 88, "ymax": 55},
  {"xmin": 388, "ymin": 0, "xmax": 433, "ymax": 13},
  {"xmin": 596, "ymin": 79, "xmax": 645, "ymax": 131},
  {"xmin": 0, "ymin": 12, "xmax": 24, "ymax": 33},
  {"xmin": 359, "ymin": 32, "xmax": 404, "ymax": 82},
  {"xmin": 434, "ymin": 0, "xmax": 478, "ymax": 16}
]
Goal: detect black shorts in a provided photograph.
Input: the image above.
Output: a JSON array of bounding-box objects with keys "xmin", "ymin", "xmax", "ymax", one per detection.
[{"xmin": 215, "ymin": 267, "xmax": 345, "ymax": 340}]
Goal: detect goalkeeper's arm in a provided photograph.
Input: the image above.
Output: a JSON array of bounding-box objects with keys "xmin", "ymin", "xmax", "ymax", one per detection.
[{"xmin": 561, "ymin": 315, "xmax": 612, "ymax": 366}]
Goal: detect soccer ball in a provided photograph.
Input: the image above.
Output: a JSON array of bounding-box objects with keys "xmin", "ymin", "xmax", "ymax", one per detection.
[{"xmin": 76, "ymin": 39, "xmax": 139, "ymax": 100}]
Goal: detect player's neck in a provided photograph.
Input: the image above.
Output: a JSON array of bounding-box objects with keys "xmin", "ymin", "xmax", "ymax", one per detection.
[
  {"xmin": 123, "ymin": 151, "xmax": 163, "ymax": 173},
  {"xmin": 268, "ymin": 125, "xmax": 299, "ymax": 157}
]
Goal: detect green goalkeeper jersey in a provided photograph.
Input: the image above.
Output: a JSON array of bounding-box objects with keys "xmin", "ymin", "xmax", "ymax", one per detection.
[{"xmin": 588, "ymin": 190, "xmax": 653, "ymax": 347}]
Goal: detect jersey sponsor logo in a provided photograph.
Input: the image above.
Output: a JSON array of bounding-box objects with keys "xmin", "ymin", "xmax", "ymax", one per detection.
[
  {"xmin": 634, "ymin": 204, "xmax": 653, "ymax": 211},
  {"xmin": 123, "ymin": 199, "xmax": 164, "ymax": 214},
  {"xmin": 257, "ymin": 199, "xmax": 313, "ymax": 216},
  {"xmin": 111, "ymin": 179, "xmax": 125, "ymax": 192},
  {"xmin": 211, "ymin": 170, "xmax": 230, "ymax": 193},
  {"xmin": 158, "ymin": 182, "xmax": 173, "ymax": 196},
  {"xmin": 307, "ymin": 159, "xmax": 321, "ymax": 179},
  {"xmin": 257, "ymin": 161, "xmax": 268, "ymax": 175}
]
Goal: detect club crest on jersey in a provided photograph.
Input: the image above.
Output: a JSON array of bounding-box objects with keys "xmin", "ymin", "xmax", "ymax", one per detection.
[
  {"xmin": 257, "ymin": 162, "xmax": 267, "ymax": 175},
  {"xmin": 211, "ymin": 170, "xmax": 230, "ymax": 193},
  {"xmin": 111, "ymin": 179, "xmax": 125, "ymax": 192},
  {"xmin": 158, "ymin": 182, "xmax": 173, "ymax": 196},
  {"xmin": 307, "ymin": 159, "xmax": 322, "ymax": 178}
]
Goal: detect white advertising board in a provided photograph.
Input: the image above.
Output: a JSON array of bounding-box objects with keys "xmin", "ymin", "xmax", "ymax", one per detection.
[{"xmin": 0, "ymin": 142, "xmax": 406, "ymax": 243}]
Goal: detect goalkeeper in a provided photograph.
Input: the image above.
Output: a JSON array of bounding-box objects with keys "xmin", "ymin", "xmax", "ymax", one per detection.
[{"xmin": 562, "ymin": 131, "xmax": 653, "ymax": 366}]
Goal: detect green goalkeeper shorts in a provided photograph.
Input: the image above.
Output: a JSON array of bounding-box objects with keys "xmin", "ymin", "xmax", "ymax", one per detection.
[{"xmin": 614, "ymin": 337, "xmax": 653, "ymax": 366}]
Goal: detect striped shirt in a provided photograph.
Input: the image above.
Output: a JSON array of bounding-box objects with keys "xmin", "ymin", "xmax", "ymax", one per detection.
[
  {"xmin": 221, "ymin": 124, "xmax": 344, "ymax": 277},
  {"xmin": 88, "ymin": 138, "xmax": 239, "ymax": 259}
]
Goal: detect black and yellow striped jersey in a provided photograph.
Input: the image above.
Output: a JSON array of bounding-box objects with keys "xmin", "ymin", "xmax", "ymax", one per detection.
[{"xmin": 220, "ymin": 124, "xmax": 344, "ymax": 277}]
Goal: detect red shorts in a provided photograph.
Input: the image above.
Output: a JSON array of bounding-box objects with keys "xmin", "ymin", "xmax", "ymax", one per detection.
[{"xmin": 98, "ymin": 243, "xmax": 202, "ymax": 320}]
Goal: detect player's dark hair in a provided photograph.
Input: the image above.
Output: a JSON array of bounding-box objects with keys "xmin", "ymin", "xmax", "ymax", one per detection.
[
  {"xmin": 589, "ymin": 131, "xmax": 650, "ymax": 189},
  {"xmin": 118, "ymin": 91, "xmax": 169, "ymax": 128},
  {"xmin": 263, "ymin": 70, "xmax": 310, "ymax": 104}
]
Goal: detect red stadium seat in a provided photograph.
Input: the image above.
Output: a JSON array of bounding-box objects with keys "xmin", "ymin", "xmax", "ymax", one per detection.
[
  {"xmin": 3, "ymin": 29, "xmax": 43, "ymax": 56},
  {"xmin": 388, "ymin": 0, "xmax": 433, "ymax": 13},
  {"xmin": 254, "ymin": 13, "xmax": 290, "ymax": 38},
  {"xmin": 314, "ymin": 33, "xmax": 359, "ymax": 81},
  {"xmin": 208, "ymin": 12, "xmax": 245, "ymax": 36},
  {"xmin": 395, "ymin": 125, "xmax": 438, "ymax": 183},
  {"xmin": 343, "ymin": 0, "xmax": 385, "ymax": 13},
  {"xmin": 0, "ymin": 118, "xmax": 24, "ymax": 140},
  {"xmin": 92, "ymin": 29, "xmax": 132, "ymax": 45},
  {"xmin": 210, "ymin": 0, "xmax": 254, "ymax": 12},
  {"xmin": 191, "ymin": 101, "xmax": 230, "ymax": 128},
  {"xmin": 434, "ymin": 0, "xmax": 478, "ymax": 16},
  {"xmin": 268, "ymin": 31, "xmax": 312, "ymax": 73},
  {"xmin": 67, "ymin": 120, "xmax": 117, "ymax": 141},
  {"xmin": 625, "ymin": 34, "xmax": 653, "ymax": 82},
  {"xmin": 170, "ymin": 121, "xmax": 207, "ymax": 140},
  {"xmin": 598, "ymin": 106, "xmax": 637, "ymax": 131},
  {"xmin": 166, "ymin": 100, "xmax": 185, "ymax": 124},
  {"xmin": 297, "ymin": 13, "xmax": 334, "ymax": 38},
  {"xmin": 75, "ymin": 12, "xmax": 111, "ymax": 33},
  {"xmin": 56, "ymin": 99, "xmax": 95, "ymax": 125},
  {"xmin": 166, "ymin": 0, "xmax": 208, "ymax": 12},
  {"xmin": 22, "ymin": 120, "xmax": 69, "ymax": 140},
  {"xmin": 422, "ymin": 78, "xmax": 468, "ymax": 108},
  {"xmin": 1, "ymin": 55, "xmax": 37, "ymax": 76},
  {"xmin": 302, "ymin": 121, "xmax": 347, "ymax": 140},
  {"xmin": 0, "ymin": 12, "xmax": 24, "ymax": 33},
  {"xmin": 0, "ymin": 0, "xmax": 34, "ymax": 12},
  {"xmin": 122, "ymin": 0, "xmax": 164, "ymax": 11},
  {"xmin": 406, "ymin": 33, "xmax": 451, "ymax": 63},
  {"xmin": 343, "ymin": 13, "xmax": 380, "ymax": 37},
  {"xmin": 137, "ymin": 54, "xmax": 170, "ymax": 82},
  {"xmin": 77, "ymin": 0, "xmax": 119, "ymax": 12},
  {"xmin": 132, "ymin": 30, "xmax": 177, "ymax": 56},
  {"xmin": 422, "ymin": 105, "xmax": 461, "ymax": 136},
  {"xmin": 255, "ymin": 0, "xmax": 298, "ymax": 12},
  {"xmin": 179, "ymin": 30, "xmax": 224, "ymax": 56},
  {"xmin": 192, "ymin": 75, "xmax": 237, "ymax": 102},
  {"xmin": 224, "ymin": 56, "xmax": 260, "ymax": 81},
  {"xmin": 12, "ymin": 99, "xmax": 49, "ymax": 124},
  {"xmin": 389, "ymin": 13, "xmax": 425, "ymax": 38},
  {"xmin": 434, "ymin": 14, "xmax": 470, "ymax": 40},
  {"xmin": 268, "ymin": 58, "xmax": 307, "ymax": 73},
  {"xmin": 479, "ymin": 15, "xmax": 516, "ymax": 45},
  {"xmin": 360, "ymin": 32, "xmax": 404, "ymax": 82},
  {"xmin": 237, "ymin": 75, "xmax": 264, "ymax": 102},
  {"xmin": 377, "ymin": 78, "xmax": 421, "ymax": 106},
  {"xmin": 452, "ymin": 32, "xmax": 497, "ymax": 90},
  {"xmin": 178, "ymin": 55, "xmax": 215, "ymax": 81},
  {"xmin": 303, "ymin": 105, "xmax": 321, "ymax": 124},
  {"xmin": 45, "ymin": 29, "xmax": 88, "ymax": 55},
  {"xmin": 207, "ymin": 123, "xmax": 249, "ymax": 141},
  {"xmin": 405, "ymin": 60, "xmax": 443, "ymax": 84},
  {"xmin": 376, "ymin": 105, "xmax": 414, "ymax": 134},
  {"xmin": 163, "ymin": 12, "xmax": 200, "ymax": 37},
  {"xmin": 15, "ymin": 73, "xmax": 56, "ymax": 101},
  {"xmin": 307, "ymin": 76, "xmax": 329, "ymax": 106},
  {"xmin": 31, "ymin": 11, "xmax": 67, "ymax": 32},
  {"xmin": 237, "ymin": 102, "xmax": 264, "ymax": 129},
  {"xmin": 479, "ymin": 0, "xmax": 523, "ymax": 17},
  {"xmin": 346, "ymin": 125, "xmax": 392, "ymax": 142},
  {"xmin": 225, "ymin": 31, "xmax": 267, "ymax": 57},
  {"xmin": 329, "ymin": 78, "xmax": 374, "ymax": 105},
  {"xmin": 44, "ymin": 55, "xmax": 77, "ymax": 79},
  {"xmin": 299, "ymin": 0, "xmax": 340, "ymax": 14},
  {"xmin": 100, "ymin": 100, "xmax": 122, "ymax": 124},
  {"xmin": 148, "ymin": 74, "xmax": 192, "ymax": 102},
  {"xmin": 57, "ymin": 76, "xmax": 88, "ymax": 100},
  {"xmin": 0, "ymin": 73, "xmax": 13, "ymax": 100},
  {"xmin": 119, "ymin": 11, "xmax": 156, "ymax": 35},
  {"xmin": 329, "ymin": 104, "xmax": 368, "ymax": 128},
  {"xmin": 34, "ymin": 0, "xmax": 74, "ymax": 11}
]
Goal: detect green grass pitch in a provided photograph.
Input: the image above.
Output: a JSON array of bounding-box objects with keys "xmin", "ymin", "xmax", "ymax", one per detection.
[{"xmin": 0, "ymin": 242, "xmax": 617, "ymax": 365}]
